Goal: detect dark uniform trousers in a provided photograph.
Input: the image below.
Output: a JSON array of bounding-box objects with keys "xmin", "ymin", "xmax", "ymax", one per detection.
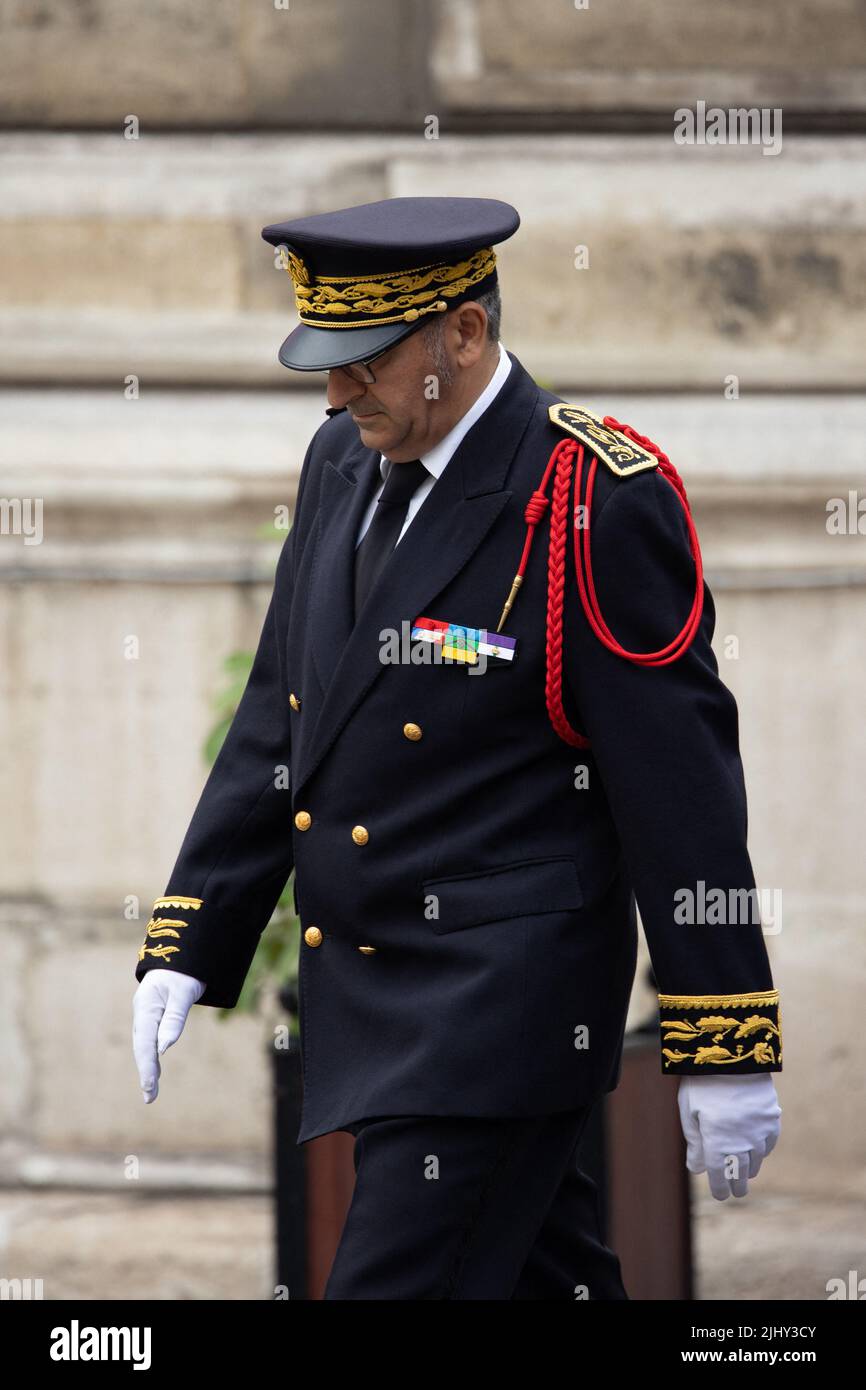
[{"xmin": 324, "ymin": 1108, "xmax": 628, "ymax": 1300}]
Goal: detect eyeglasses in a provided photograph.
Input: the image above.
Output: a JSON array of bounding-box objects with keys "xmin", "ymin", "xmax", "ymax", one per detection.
[
  {"xmin": 333, "ymin": 318, "xmax": 429, "ymax": 385},
  {"xmin": 336, "ymin": 347, "xmax": 393, "ymax": 386}
]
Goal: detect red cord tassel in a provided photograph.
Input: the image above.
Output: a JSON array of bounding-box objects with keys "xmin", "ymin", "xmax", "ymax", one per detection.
[{"xmin": 501, "ymin": 418, "xmax": 705, "ymax": 749}]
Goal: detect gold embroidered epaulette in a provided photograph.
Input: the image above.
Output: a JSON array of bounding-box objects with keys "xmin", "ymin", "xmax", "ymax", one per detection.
[
  {"xmin": 548, "ymin": 403, "xmax": 659, "ymax": 477},
  {"xmin": 658, "ymin": 990, "xmax": 782, "ymax": 1073}
]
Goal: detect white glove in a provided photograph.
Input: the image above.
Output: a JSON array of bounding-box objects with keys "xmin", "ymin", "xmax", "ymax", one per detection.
[
  {"xmin": 133, "ymin": 969, "xmax": 206, "ymax": 1104},
  {"xmin": 678, "ymin": 1073, "xmax": 781, "ymax": 1200}
]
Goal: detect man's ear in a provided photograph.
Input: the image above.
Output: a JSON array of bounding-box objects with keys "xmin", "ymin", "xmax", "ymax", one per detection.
[{"xmin": 454, "ymin": 302, "xmax": 489, "ymax": 360}]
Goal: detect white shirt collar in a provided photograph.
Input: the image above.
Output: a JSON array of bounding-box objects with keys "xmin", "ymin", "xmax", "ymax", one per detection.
[{"xmin": 378, "ymin": 341, "xmax": 512, "ymax": 482}]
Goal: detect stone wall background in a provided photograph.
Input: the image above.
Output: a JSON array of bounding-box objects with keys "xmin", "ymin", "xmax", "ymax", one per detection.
[{"xmin": 1, "ymin": 0, "xmax": 864, "ymax": 1297}]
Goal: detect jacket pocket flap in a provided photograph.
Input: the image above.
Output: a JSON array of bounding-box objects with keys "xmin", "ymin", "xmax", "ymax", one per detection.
[{"xmin": 423, "ymin": 856, "xmax": 583, "ymax": 934}]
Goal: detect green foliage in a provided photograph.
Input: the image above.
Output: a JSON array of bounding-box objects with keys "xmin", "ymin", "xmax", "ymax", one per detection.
[
  {"xmin": 203, "ymin": 651, "xmax": 254, "ymax": 764},
  {"xmin": 234, "ymin": 878, "xmax": 301, "ymax": 1034},
  {"xmin": 255, "ymin": 518, "xmax": 292, "ymax": 542}
]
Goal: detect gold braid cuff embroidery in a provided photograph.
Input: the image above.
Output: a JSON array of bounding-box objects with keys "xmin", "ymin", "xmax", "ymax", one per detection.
[
  {"xmin": 658, "ymin": 990, "xmax": 782, "ymax": 1070},
  {"xmin": 137, "ymin": 896, "xmax": 203, "ymax": 962},
  {"xmin": 279, "ymin": 246, "xmax": 497, "ymax": 327}
]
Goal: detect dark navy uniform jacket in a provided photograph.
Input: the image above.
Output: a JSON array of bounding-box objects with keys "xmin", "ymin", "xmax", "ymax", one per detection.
[{"xmin": 135, "ymin": 350, "xmax": 782, "ymax": 1144}]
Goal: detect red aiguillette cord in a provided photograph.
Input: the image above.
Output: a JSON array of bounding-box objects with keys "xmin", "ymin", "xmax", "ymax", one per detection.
[{"xmin": 495, "ymin": 418, "xmax": 705, "ymax": 749}]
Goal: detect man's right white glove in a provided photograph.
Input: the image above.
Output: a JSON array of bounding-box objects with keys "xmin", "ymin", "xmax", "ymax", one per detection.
[{"xmin": 133, "ymin": 969, "xmax": 206, "ymax": 1103}]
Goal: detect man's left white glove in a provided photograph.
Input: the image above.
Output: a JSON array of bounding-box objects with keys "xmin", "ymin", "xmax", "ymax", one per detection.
[{"xmin": 678, "ymin": 1073, "xmax": 781, "ymax": 1201}]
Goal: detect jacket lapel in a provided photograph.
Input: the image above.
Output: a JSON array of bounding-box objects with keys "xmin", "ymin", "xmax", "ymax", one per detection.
[
  {"xmin": 295, "ymin": 352, "xmax": 540, "ymax": 792},
  {"xmin": 305, "ymin": 444, "xmax": 381, "ymax": 697}
]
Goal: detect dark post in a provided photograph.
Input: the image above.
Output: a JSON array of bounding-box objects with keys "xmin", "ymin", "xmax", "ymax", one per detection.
[{"xmin": 272, "ymin": 1005, "xmax": 307, "ymax": 1300}]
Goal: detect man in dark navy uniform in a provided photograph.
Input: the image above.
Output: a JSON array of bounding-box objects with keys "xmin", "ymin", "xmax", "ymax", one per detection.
[{"xmin": 133, "ymin": 197, "xmax": 782, "ymax": 1299}]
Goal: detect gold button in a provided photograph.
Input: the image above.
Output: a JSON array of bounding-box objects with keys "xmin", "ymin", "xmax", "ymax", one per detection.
[
  {"xmin": 358, "ymin": 945, "xmax": 377, "ymax": 955},
  {"xmin": 304, "ymin": 926, "xmax": 322, "ymax": 948},
  {"xmin": 294, "ymin": 810, "xmax": 312, "ymax": 831},
  {"xmin": 289, "ymin": 692, "xmax": 301, "ymax": 711},
  {"xmin": 351, "ymin": 824, "xmax": 369, "ymax": 845},
  {"xmin": 403, "ymin": 722, "xmax": 422, "ymax": 741}
]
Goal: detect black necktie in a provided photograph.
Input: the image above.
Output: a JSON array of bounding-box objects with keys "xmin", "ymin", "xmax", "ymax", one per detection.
[{"xmin": 354, "ymin": 458, "xmax": 429, "ymax": 619}]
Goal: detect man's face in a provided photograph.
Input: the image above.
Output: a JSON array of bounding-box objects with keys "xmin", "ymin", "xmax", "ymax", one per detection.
[{"xmin": 325, "ymin": 308, "xmax": 491, "ymax": 462}]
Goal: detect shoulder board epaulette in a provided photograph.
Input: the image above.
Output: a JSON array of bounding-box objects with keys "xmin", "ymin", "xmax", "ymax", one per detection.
[{"xmin": 548, "ymin": 403, "xmax": 658, "ymax": 477}]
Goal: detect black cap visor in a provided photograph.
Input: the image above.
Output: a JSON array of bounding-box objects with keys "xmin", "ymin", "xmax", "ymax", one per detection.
[{"xmin": 278, "ymin": 317, "xmax": 424, "ymax": 372}]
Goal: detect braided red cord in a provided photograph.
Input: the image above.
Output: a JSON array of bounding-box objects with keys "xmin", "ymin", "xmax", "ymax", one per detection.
[
  {"xmin": 544, "ymin": 439, "xmax": 590, "ymax": 747},
  {"xmin": 511, "ymin": 420, "xmax": 705, "ymax": 748},
  {"xmin": 584, "ymin": 417, "xmax": 704, "ymax": 665}
]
